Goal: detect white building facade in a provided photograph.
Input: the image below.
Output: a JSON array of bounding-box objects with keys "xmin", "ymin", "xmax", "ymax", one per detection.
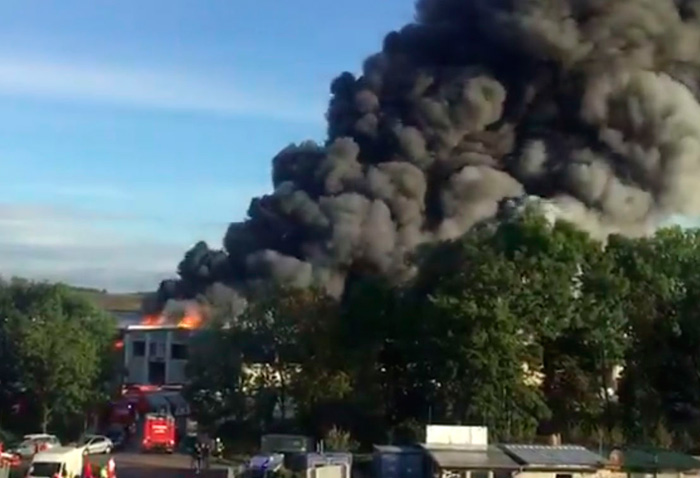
[{"xmin": 123, "ymin": 325, "xmax": 192, "ymax": 385}]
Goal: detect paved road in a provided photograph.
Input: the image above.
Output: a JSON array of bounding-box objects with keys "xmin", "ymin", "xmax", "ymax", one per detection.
[
  {"xmin": 104, "ymin": 452, "xmax": 229, "ymax": 478},
  {"xmin": 14, "ymin": 452, "xmax": 230, "ymax": 478}
]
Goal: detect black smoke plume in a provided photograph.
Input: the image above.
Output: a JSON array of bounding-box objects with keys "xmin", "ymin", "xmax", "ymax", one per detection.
[{"xmin": 146, "ymin": 0, "xmax": 700, "ymax": 315}]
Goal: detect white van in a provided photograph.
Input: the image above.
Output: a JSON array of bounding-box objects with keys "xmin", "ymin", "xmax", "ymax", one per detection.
[{"xmin": 27, "ymin": 447, "xmax": 83, "ymax": 478}]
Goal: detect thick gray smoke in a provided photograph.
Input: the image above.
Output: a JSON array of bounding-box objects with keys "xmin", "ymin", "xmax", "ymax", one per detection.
[{"xmin": 147, "ymin": 0, "xmax": 700, "ymax": 314}]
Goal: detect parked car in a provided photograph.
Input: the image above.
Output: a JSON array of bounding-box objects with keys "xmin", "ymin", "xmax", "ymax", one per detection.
[
  {"xmin": 10, "ymin": 434, "xmax": 60, "ymax": 458},
  {"xmin": 79, "ymin": 434, "xmax": 114, "ymax": 455}
]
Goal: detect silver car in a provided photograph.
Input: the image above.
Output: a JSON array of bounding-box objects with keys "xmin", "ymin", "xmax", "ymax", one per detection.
[{"xmin": 79, "ymin": 434, "xmax": 114, "ymax": 455}]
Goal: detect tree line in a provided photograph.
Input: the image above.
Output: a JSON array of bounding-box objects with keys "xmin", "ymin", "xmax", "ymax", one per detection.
[
  {"xmin": 0, "ymin": 280, "xmax": 117, "ymax": 438},
  {"xmin": 186, "ymin": 212, "xmax": 700, "ymax": 451}
]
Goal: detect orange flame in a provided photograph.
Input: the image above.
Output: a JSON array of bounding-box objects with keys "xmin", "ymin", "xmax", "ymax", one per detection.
[
  {"xmin": 141, "ymin": 314, "xmax": 163, "ymax": 326},
  {"xmin": 177, "ymin": 305, "xmax": 203, "ymax": 330},
  {"xmin": 139, "ymin": 303, "xmax": 204, "ymax": 330}
]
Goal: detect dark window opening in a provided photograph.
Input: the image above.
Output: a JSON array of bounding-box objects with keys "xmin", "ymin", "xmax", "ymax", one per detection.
[
  {"xmin": 556, "ymin": 474, "xmax": 573, "ymax": 478},
  {"xmin": 29, "ymin": 463, "xmax": 61, "ymax": 476},
  {"xmin": 171, "ymin": 344, "xmax": 188, "ymax": 360},
  {"xmin": 148, "ymin": 361, "xmax": 166, "ymax": 385},
  {"xmin": 133, "ymin": 341, "xmax": 145, "ymax": 357},
  {"xmin": 471, "ymin": 470, "xmax": 489, "ymax": 478}
]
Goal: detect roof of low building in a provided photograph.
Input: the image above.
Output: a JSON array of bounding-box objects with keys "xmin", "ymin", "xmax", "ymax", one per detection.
[
  {"xmin": 605, "ymin": 447, "xmax": 700, "ymax": 471},
  {"xmin": 500, "ymin": 444, "xmax": 607, "ymax": 469},
  {"xmin": 373, "ymin": 445, "xmax": 423, "ymax": 454},
  {"xmin": 421, "ymin": 444, "xmax": 521, "ymax": 469},
  {"xmin": 113, "ymin": 311, "xmax": 141, "ymax": 329}
]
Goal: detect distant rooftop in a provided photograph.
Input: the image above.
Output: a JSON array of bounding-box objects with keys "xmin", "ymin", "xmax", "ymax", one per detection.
[
  {"xmin": 422, "ymin": 444, "xmax": 520, "ymax": 470},
  {"xmin": 500, "ymin": 444, "xmax": 607, "ymax": 469},
  {"xmin": 604, "ymin": 447, "xmax": 700, "ymax": 471},
  {"xmin": 112, "ymin": 310, "xmax": 142, "ymax": 330},
  {"xmin": 373, "ymin": 445, "xmax": 423, "ymax": 454},
  {"xmin": 125, "ymin": 324, "xmax": 194, "ymax": 331}
]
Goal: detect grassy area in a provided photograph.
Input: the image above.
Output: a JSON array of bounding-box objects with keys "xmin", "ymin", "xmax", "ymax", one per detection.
[{"xmin": 68, "ymin": 286, "xmax": 147, "ymax": 312}]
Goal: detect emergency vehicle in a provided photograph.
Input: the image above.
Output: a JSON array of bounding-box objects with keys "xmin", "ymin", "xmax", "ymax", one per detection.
[{"xmin": 141, "ymin": 412, "xmax": 176, "ymax": 453}]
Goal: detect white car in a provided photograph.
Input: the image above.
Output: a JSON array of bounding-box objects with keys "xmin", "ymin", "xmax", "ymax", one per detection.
[
  {"xmin": 11, "ymin": 434, "xmax": 61, "ymax": 457},
  {"xmin": 79, "ymin": 434, "xmax": 114, "ymax": 455}
]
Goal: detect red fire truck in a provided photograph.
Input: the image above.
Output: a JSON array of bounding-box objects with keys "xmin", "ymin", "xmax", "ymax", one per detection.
[
  {"xmin": 105, "ymin": 385, "xmax": 160, "ymax": 430},
  {"xmin": 141, "ymin": 413, "xmax": 176, "ymax": 453}
]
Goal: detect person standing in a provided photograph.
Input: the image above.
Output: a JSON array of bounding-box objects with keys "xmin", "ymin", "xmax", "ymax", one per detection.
[
  {"xmin": 192, "ymin": 440, "xmax": 203, "ymax": 475},
  {"xmin": 202, "ymin": 439, "xmax": 211, "ymax": 470}
]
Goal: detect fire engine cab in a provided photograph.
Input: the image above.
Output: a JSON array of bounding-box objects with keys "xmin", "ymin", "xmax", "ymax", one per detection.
[{"xmin": 141, "ymin": 412, "xmax": 176, "ymax": 453}]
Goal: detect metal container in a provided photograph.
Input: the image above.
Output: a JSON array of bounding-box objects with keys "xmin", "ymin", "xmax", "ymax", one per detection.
[
  {"xmin": 261, "ymin": 434, "xmax": 314, "ymax": 454},
  {"xmin": 373, "ymin": 445, "xmax": 425, "ymax": 478},
  {"xmin": 248, "ymin": 453, "xmax": 285, "ymax": 478}
]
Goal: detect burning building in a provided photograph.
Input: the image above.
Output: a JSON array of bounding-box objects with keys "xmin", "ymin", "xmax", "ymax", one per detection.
[{"xmin": 122, "ymin": 301, "xmax": 204, "ymax": 386}]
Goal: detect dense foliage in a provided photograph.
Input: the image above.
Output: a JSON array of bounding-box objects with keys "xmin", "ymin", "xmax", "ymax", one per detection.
[
  {"xmin": 185, "ymin": 213, "xmax": 700, "ymax": 451},
  {"xmin": 0, "ymin": 279, "xmax": 117, "ymax": 436}
]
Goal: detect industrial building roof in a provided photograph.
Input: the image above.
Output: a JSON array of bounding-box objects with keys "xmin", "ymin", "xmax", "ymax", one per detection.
[
  {"xmin": 113, "ymin": 311, "xmax": 141, "ymax": 329},
  {"xmin": 421, "ymin": 444, "xmax": 520, "ymax": 469},
  {"xmin": 500, "ymin": 444, "xmax": 607, "ymax": 469},
  {"xmin": 604, "ymin": 447, "xmax": 700, "ymax": 471},
  {"xmin": 373, "ymin": 445, "xmax": 423, "ymax": 454}
]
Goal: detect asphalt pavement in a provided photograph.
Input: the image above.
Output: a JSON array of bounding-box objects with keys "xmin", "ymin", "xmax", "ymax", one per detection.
[
  {"xmin": 111, "ymin": 452, "xmax": 229, "ymax": 478},
  {"xmin": 13, "ymin": 451, "xmax": 230, "ymax": 478}
]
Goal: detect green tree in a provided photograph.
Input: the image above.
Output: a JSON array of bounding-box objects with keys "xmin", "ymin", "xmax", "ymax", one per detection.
[
  {"xmin": 184, "ymin": 328, "xmax": 246, "ymax": 429},
  {"xmin": 417, "ymin": 231, "xmax": 549, "ymax": 441},
  {"xmin": 1, "ymin": 280, "xmax": 115, "ymax": 433},
  {"xmin": 610, "ymin": 228, "xmax": 700, "ymax": 443},
  {"xmin": 0, "ymin": 279, "xmax": 23, "ymax": 428}
]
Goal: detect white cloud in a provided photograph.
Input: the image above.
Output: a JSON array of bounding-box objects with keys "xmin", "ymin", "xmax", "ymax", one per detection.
[
  {"xmin": 0, "ymin": 56, "xmax": 326, "ymax": 123},
  {"xmin": 0, "ymin": 203, "xmax": 224, "ymax": 292},
  {"xmin": 3, "ymin": 182, "xmax": 130, "ymax": 201}
]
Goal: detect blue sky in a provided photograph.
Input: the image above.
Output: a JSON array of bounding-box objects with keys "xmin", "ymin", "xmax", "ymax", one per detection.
[{"xmin": 0, "ymin": 0, "xmax": 415, "ymax": 292}]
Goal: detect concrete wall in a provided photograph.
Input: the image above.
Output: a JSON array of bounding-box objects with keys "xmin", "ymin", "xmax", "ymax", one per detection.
[
  {"xmin": 436, "ymin": 470, "xmax": 600, "ymax": 478},
  {"xmin": 309, "ymin": 465, "xmax": 346, "ymax": 478},
  {"xmin": 123, "ymin": 328, "xmax": 191, "ymax": 385},
  {"xmin": 168, "ymin": 359, "xmax": 187, "ymax": 383},
  {"xmin": 516, "ymin": 471, "xmax": 597, "ymax": 478}
]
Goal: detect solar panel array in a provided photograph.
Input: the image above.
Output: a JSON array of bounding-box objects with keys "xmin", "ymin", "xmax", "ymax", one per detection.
[
  {"xmin": 424, "ymin": 445, "xmax": 521, "ymax": 469},
  {"xmin": 501, "ymin": 444, "xmax": 607, "ymax": 467}
]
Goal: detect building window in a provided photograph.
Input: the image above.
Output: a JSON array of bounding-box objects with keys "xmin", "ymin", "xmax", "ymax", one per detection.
[
  {"xmin": 171, "ymin": 344, "xmax": 188, "ymax": 360},
  {"xmin": 555, "ymin": 474, "xmax": 573, "ymax": 478},
  {"xmin": 493, "ymin": 471, "xmax": 511, "ymax": 478},
  {"xmin": 470, "ymin": 470, "xmax": 489, "ymax": 478},
  {"xmin": 133, "ymin": 341, "xmax": 145, "ymax": 357}
]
